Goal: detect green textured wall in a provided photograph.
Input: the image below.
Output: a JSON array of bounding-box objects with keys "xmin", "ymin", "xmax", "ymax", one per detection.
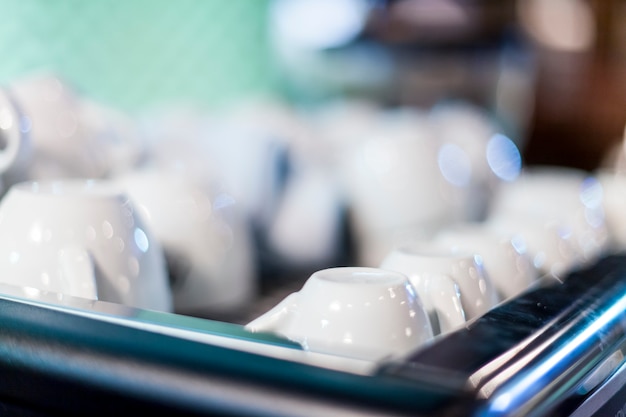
[{"xmin": 0, "ymin": 0, "xmax": 277, "ymax": 112}]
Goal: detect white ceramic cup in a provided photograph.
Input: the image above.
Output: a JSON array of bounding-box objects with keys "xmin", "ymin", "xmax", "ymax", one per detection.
[
  {"xmin": 596, "ymin": 170, "xmax": 626, "ymax": 252},
  {"xmin": 266, "ymin": 166, "xmax": 344, "ymax": 266},
  {"xmin": 435, "ymin": 223, "xmax": 538, "ymax": 300},
  {"xmin": 336, "ymin": 108, "xmax": 458, "ymax": 266},
  {"xmin": 488, "ymin": 166, "xmax": 608, "ymax": 265},
  {"xmin": 115, "ymin": 169, "xmax": 256, "ymax": 314},
  {"xmin": 245, "ymin": 267, "xmax": 433, "ymax": 361},
  {"xmin": 0, "ymin": 179, "xmax": 172, "ymax": 311},
  {"xmin": 141, "ymin": 108, "xmax": 290, "ymax": 236},
  {"xmin": 485, "ymin": 214, "xmax": 579, "ymax": 278},
  {"xmin": 428, "ymin": 101, "xmax": 507, "ymax": 222},
  {"xmin": 4, "ymin": 74, "xmax": 143, "ymax": 187},
  {"xmin": 380, "ymin": 243, "xmax": 498, "ymax": 334}
]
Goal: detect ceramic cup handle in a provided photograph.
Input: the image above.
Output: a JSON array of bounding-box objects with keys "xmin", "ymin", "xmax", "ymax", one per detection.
[
  {"xmin": 58, "ymin": 245, "xmax": 99, "ymax": 300},
  {"xmin": 426, "ymin": 275, "xmax": 466, "ymax": 334},
  {"xmin": 245, "ymin": 292, "xmax": 299, "ymax": 333},
  {"xmin": 0, "ymin": 90, "xmax": 26, "ymax": 175}
]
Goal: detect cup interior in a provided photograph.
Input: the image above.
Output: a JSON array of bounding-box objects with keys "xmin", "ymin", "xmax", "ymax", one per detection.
[{"xmin": 279, "ymin": 266, "xmax": 433, "ymax": 360}]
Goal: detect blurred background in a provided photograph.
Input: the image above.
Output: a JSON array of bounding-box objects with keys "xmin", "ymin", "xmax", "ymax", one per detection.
[
  {"xmin": 0, "ymin": 0, "xmax": 275, "ymax": 111},
  {"xmin": 0, "ymin": 0, "xmax": 623, "ymax": 169}
]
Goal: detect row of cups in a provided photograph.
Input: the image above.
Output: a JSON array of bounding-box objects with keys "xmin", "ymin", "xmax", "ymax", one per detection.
[
  {"xmin": 0, "ymin": 162, "xmax": 615, "ymax": 361},
  {"xmin": 0, "ymin": 73, "xmax": 515, "ymax": 317},
  {"xmin": 0, "ymin": 174, "xmax": 255, "ymax": 314},
  {"xmin": 0, "ymin": 74, "xmax": 349, "ymax": 316},
  {"xmin": 245, "ymin": 162, "xmax": 626, "ymax": 361},
  {"xmin": 0, "ymin": 72, "xmax": 625, "ymax": 328},
  {"xmin": 0, "ymin": 74, "xmax": 261, "ymax": 315}
]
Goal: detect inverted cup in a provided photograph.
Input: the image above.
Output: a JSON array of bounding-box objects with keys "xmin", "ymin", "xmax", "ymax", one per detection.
[
  {"xmin": 336, "ymin": 109, "xmax": 458, "ymax": 266},
  {"xmin": 488, "ymin": 167, "xmax": 608, "ymax": 265},
  {"xmin": 246, "ymin": 267, "xmax": 433, "ymax": 361},
  {"xmin": 435, "ymin": 223, "xmax": 538, "ymax": 300},
  {"xmin": 115, "ymin": 169, "xmax": 256, "ymax": 314},
  {"xmin": 0, "ymin": 180, "xmax": 172, "ymax": 311},
  {"xmin": 380, "ymin": 242, "xmax": 498, "ymax": 333},
  {"xmin": 486, "ymin": 215, "xmax": 579, "ymax": 278}
]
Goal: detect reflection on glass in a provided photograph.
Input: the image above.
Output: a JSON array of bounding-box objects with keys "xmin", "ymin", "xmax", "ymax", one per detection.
[
  {"xmin": 486, "ymin": 133, "xmax": 521, "ymax": 182},
  {"xmin": 438, "ymin": 143, "xmax": 471, "ymax": 187},
  {"xmin": 134, "ymin": 228, "xmax": 150, "ymax": 253}
]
